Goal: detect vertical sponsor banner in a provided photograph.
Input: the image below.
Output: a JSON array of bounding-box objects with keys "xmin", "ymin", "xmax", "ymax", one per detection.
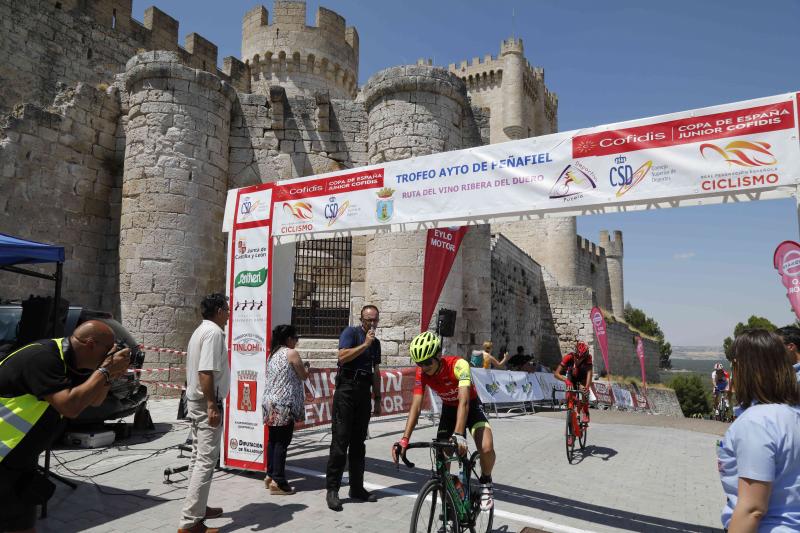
[
  {"xmin": 636, "ymin": 336, "xmax": 647, "ymax": 390},
  {"xmin": 224, "ymin": 184, "xmax": 273, "ymax": 472},
  {"xmin": 590, "ymin": 307, "xmax": 611, "ymax": 375},
  {"xmin": 421, "ymin": 227, "xmax": 469, "ymax": 331},
  {"xmin": 773, "ymin": 241, "xmax": 800, "ymax": 321}
]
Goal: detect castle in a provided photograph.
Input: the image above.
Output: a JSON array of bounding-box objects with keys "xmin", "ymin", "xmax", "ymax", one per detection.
[{"xmin": 0, "ymin": 0, "xmax": 659, "ymax": 384}]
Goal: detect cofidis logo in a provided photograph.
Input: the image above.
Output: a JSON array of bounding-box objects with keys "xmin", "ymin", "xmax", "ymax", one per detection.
[{"xmin": 609, "ymin": 156, "xmax": 653, "ymax": 198}]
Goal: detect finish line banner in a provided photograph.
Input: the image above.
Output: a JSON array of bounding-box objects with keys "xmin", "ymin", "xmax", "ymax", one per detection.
[{"xmin": 244, "ymin": 92, "xmax": 800, "ymax": 240}]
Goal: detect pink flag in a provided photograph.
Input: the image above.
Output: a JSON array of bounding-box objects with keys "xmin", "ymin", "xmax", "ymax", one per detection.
[
  {"xmin": 421, "ymin": 227, "xmax": 468, "ymax": 331},
  {"xmin": 590, "ymin": 307, "xmax": 610, "ymax": 375},
  {"xmin": 636, "ymin": 336, "xmax": 647, "ymax": 390},
  {"xmin": 773, "ymin": 240, "xmax": 800, "ymax": 321}
]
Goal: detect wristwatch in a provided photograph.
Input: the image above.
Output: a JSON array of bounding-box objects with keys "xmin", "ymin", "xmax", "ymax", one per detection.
[{"xmin": 96, "ymin": 367, "xmax": 112, "ymax": 385}]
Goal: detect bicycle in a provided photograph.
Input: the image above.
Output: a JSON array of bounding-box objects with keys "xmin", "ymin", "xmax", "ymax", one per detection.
[
  {"xmin": 393, "ymin": 440, "xmax": 494, "ymax": 533},
  {"xmin": 714, "ymin": 392, "xmax": 732, "ymax": 422},
  {"xmin": 554, "ymin": 387, "xmax": 588, "ymax": 463}
]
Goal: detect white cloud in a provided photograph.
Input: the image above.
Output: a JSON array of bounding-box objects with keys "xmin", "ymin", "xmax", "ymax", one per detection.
[{"xmin": 673, "ymin": 252, "xmax": 696, "ymax": 260}]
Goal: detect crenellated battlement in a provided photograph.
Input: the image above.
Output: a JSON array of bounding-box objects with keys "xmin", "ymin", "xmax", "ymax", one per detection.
[
  {"xmin": 599, "ymin": 230, "xmax": 624, "ymax": 257},
  {"xmin": 42, "ymin": 0, "xmax": 254, "ymax": 88},
  {"xmin": 241, "ymin": 2, "xmax": 359, "ymax": 99},
  {"xmin": 577, "ymin": 236, "xmax": 607, "ymax": 261}
]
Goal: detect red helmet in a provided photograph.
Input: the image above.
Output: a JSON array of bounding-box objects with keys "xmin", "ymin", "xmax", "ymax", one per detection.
[{"xmin": 576, "ymin": 342, "xmax": 589, "ymax": 356}]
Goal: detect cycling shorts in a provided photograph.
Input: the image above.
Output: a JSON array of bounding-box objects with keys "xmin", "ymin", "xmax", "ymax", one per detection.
[{"xmin": 436, "ymin": 399, "xmax": 490, "ymax": 440}]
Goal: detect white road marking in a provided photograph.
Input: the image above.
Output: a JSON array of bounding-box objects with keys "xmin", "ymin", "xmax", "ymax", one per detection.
[{"xmin": 286, "ymin": 465, "xmax": 598, "ymax": 533}]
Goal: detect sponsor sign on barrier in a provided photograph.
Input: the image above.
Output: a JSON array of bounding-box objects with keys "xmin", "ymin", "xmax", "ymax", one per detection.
[
  {"xmin": 591, "ymin": 381, "xmax": 615, "ymax": 405},
  {"xmin": 471, "ymin": 369, "xmax": 546, "ymax": 404},
  {"xmin": 535, "ymin": 372, "xmax": 565, "ymax": 402},
  {"xmin": 611, "ymin": 384, "xmax": 634, "ymax": 409},
  {"xmin": 298, "ymin": 367, "xmax": 432, "ymax": 430}
]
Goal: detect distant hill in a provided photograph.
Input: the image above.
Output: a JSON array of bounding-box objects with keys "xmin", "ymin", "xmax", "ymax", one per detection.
[
  {"xmin": 671, "ymin": 346, "xmax": 725, "ymax": 360},
  {"xmin": 668, "ymin": 358, "xmax": 728, "ymax": 374}
]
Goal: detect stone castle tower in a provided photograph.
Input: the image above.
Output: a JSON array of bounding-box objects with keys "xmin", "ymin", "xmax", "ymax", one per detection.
[{"xmin": 0, "ymin": 0, "xmax": 659, "ymax": 384}]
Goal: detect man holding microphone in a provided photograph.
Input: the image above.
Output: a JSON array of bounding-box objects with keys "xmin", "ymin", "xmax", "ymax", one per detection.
[{"xmin": 325, "ymin": 305, "xmax": 382, "ymax": 511}]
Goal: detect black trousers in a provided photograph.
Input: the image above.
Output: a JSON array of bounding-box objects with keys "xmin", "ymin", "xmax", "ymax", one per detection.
[
  {"xmin": 325, "ymin": 377, "xmax": 373, "ymax": 491},
  {"xmin": 267, "ymin": 423, "xmax": 294, "ymax": 485}
]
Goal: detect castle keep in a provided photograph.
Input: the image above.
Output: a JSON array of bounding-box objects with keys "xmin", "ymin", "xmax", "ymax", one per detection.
[{"xmin": 0, "ymin": 0, "xmax": 660, "ymax": 385}]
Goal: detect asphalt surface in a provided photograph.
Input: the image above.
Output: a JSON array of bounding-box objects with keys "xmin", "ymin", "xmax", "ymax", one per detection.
[{"xmin": 35, "ymin": 401, "xmax": 727, "ymax": 532}]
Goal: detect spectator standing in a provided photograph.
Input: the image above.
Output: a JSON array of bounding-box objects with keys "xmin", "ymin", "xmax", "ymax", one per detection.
[
  {"xmin": 718, "ymin": 329, "xmax": 800, "ymax": 532},
  {"xmin": 0, "ymin": 321, "xmax": 129, "ymax": 533},
  {"xmin": 262, "ymin": 324, "xmax": 309, "ymax": 495},
  {"xmin": 774, "ymin": 325, "xmax": 800, "ymax": 382},
  {"xmin": 481, "ymin": 341, "xmax": 509, "ymax": 369},
  {"xmin": 325, "ymin": 305, "xmax": 382, "ymax": 511},
  {"xmin": 178, "ymin": 294, "xmax": 230, "ymax": 533}
]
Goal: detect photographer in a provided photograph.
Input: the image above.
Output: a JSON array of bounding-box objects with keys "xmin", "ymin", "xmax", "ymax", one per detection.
[{"xmin": 0, "ymin": 320, "xmax": 130, "ymax": 533}]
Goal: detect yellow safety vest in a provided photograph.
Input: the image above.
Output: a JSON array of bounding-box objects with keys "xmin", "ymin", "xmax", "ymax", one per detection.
[{"xmin": 0, "ymin": 339, "xmax": 65, "ymax": 463}]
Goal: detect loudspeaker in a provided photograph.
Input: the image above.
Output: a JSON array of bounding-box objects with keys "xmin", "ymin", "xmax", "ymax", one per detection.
[{"xmin": 436, "ymin": 308, "xmax": 457, "ymax": 338}]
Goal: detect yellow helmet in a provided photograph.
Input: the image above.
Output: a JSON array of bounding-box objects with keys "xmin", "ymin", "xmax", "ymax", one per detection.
[{"xmin": 409, "ymin": 331, "xmax": 442, "ymax": 363}]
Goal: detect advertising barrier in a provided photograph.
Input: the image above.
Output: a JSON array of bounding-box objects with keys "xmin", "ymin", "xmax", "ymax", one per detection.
[
  {"xmin": 590, "ymin": 381, "xmax": 615, "ymax": 406},
  {"xmin": 535, "ymin": 372, "xmax": 565, "ymax": 403},
  {"xmin": 611, "ymin": 384, "xmax": 634, "ymax": 409},
  {"xmin": 471, "ymin": 368, "xmax": 546, "ymax": 404},
  {"xmin": 298, "ymin": 367, "xmax": 432, "ymax": 430}
]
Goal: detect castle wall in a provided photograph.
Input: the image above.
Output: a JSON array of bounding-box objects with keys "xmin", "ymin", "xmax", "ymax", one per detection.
[
  {"xmin": 603, "ymin": 320, "xmax": 660, "ymax": 383},
  {"xmin": 538, "ymin": 284, "xmax": 595, "ymax": 368},
  {"xmin": 490, "ymin": 234, "xmax": 543, "ymax": 357},
  {"xmin": 119, "ymin": 52, "xmax": 236, "ymax": 352},
  {"xmin": 242, "ymin": 3, "xmax": 358, "ymax": 100},
  {"xmin": 229, "ymin": 92, "xmax": 368, "ymax": 188},
  {"xmin": 0, "ymin": 0, "xmax": 242, "ymax": 116},
  {"xmin": 0, "ymin": 83, "xmax": 123, "ymax": 311},
  {"xmin": 449, "ymin": 38, "xmax": 558, "ymax": 144}
]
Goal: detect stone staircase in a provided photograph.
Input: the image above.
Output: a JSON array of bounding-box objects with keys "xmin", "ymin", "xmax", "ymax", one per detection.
[
  {"xmin": 297, "ymin": 338, "xmax": 409, "ymax": 368},
  {"xmin": 297, "ymin": 338, "xmax": 339, "ymax": 367}
]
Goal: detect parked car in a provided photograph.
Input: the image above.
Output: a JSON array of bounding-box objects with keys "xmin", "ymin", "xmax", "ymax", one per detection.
[{"xmin": 0, "ymin": 303, "xmax": 148, "ymax": 424}]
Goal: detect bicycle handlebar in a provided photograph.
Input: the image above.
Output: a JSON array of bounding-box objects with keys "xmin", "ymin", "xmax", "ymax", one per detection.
[{"xmin": 392, "ymin": 440, "xmax": 457, "ymax": 470}]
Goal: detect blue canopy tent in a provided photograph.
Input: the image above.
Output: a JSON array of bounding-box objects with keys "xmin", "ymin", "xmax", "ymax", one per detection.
[{"xmin": 0, "ymin": 233, "xmax": 70, "ymax": 516}]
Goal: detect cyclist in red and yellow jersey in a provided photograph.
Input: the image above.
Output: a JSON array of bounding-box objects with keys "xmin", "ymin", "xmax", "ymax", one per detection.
[
  {"xmin": 554, "ymin": 341, "xmax": 593, "ymax": 427},
  {"xmin": 392, "ymin": 331, "xmax": 496, "ymax": 511}
]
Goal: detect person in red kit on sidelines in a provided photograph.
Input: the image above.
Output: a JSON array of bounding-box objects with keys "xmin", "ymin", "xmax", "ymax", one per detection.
[
  {"xmin": 392, "ymin": 331, "xmax": 496, "ymax": 511},
  {"xmin": 554, "ymin": 341, "xmax": 593, "ymax": 432}
]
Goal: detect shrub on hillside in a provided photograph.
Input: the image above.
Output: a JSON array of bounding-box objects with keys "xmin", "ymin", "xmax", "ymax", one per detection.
[{"xmin": 668, "ymin": 374, "xmax": 710, "ymax": 417}]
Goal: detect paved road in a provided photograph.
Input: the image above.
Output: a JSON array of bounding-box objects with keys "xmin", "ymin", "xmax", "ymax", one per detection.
[{"xmin": 36, "ymin": 401, "xmax": 726, "ymax": 532}]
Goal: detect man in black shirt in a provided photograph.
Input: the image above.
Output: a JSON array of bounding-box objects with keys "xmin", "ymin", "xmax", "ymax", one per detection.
[
  {"xmin": 325, "ymin": 305, "xmax": 382, "ymax": 511},
  {"xmin": 0, "ymin": 320, "xmax": 130, "ymax": 533}
]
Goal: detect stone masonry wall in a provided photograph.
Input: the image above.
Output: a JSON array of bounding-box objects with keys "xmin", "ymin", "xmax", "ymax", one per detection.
[
  {"xmin": 0, "ymin": 0, "xmax": 240, "ymax": 117},
  {"xmin": 490, "ymin": 234, "xmax": 543, "ymax": 357},
  {"xmin": 603, "ymin": 320, "xmax": 660, "ymax": 383},
  {"xmin": 119, "ymin": 52, "xmax": 236, "ymax": 357},
  {"xmin": 0, "ymin": 83, "xmax": 122, "ymax": 312},
  {"xmin": 538, "ymin": 285, "xmax": 595, "ymax": 368},
  {"xmin": 229, "ymin": 92, "xmax": 368, "ymax": 189}
]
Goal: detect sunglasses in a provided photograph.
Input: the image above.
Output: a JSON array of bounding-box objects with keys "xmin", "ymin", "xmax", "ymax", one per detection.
[{"xmin": 416, "ymin": 359, "xmax": 435, "ymax": 367}]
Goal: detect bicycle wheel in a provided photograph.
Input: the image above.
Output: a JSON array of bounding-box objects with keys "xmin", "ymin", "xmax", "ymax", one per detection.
[
  {"xmin": 565, "ymin": 408, "xmax": 575, "ymax": 463},
  {"xmin": 579, "ymin": 415, "xmax": 588, "ymax": 450},
  {"xmin": 467, "ymin": 451, "xmax": 494, "ymax": 533},
  {"xmin": 410, "ymin": 479, "xmax": 460, "ymax": 533}
]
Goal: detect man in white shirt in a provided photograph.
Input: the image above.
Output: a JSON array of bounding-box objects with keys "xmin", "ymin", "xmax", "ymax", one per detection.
[{"xmin": 178, "ymin": 293, "xmax": 230, "ymax": 533}]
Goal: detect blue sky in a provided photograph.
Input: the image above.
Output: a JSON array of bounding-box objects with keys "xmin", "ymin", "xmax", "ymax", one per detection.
[{"xmin": 135, "ymin": 1, "xmax": 800, "ymax": 346}]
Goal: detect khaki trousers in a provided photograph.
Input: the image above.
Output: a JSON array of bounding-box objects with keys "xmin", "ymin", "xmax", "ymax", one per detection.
[{"xmin": 179, "ymin": 399, "xmax": 222, "ymax": 529}]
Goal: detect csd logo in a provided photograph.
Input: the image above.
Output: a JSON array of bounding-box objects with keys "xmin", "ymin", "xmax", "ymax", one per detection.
[{"xmin": 609, "ymin": 155, "xmax": 633, "ymax": 186}]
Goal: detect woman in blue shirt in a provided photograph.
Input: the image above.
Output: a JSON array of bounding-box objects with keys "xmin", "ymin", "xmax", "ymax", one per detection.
[{"xmin": 718, "ymin": 329, "xmax": 800, "ymax": 532}]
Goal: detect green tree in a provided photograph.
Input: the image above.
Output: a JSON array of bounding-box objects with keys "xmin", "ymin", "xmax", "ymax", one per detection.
[
  {"xmin": 722, "ymin": 315, "xmax": 777, "ymax": 360},
  {"xmin": 624, "ymin": 303, "xmax": 672, "ymax": 369},
  {"xmin": 669, "ymin": 374, "xmax": 711, "ymax": 417}
]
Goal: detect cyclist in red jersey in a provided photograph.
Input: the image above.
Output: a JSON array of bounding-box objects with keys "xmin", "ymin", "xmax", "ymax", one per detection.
[
  {"xmin": 392, "ymin": 331, "xmax": 496, "ymax": 511},
  {"xmin": 554, "ymin": 341, "xmax": 593, "ymax": 426}
]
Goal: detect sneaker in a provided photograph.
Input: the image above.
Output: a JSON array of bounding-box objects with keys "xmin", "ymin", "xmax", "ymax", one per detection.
[
  {"xmin": 567, "ymin": 435, "xmax": 574, "ymax": 447},
  {"xmin": 326, "ymin": 489, "xmax": 343, "ymax": 511},
  {"xmin": 479, "ymin": 481, "xmax": 494, "ymax": 511},
  {"xmin": 349, "ymin": 487, "xmax": 377, "ymax": 502},
  {"xmin": 203, "ymin": 506, "xmax": 223, "ymax": 519},
  {"xmin": 263, "ymin": 476, "xmax": 272, "ymax": 488}
]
